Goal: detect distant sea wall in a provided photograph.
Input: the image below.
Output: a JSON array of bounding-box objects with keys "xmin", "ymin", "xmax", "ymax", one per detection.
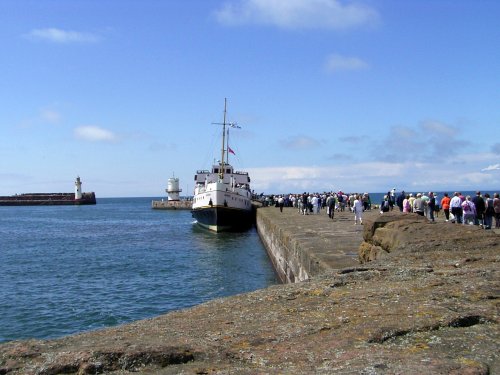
[
  {"xmin": 0, "ymin": 192, "xmax": 96, "ymax": 206},
  {"xmin": 151, "ymin": 200, "xmax": 192, "ymax": 210}
]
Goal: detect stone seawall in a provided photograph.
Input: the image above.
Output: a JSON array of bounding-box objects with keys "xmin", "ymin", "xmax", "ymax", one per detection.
[
  {"xmin": 256, "ymin": 206, "xmax": 364, "ymax": 283},
  {"xmin": 151, "ymin": 200, "xmax": 192, "ymax": 210},
  {"xmin": 256, "ymin": 207, "xmax": 315, "ymax": 282}
]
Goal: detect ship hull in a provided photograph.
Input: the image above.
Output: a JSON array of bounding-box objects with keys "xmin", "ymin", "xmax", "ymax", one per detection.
[{"xmin": 191, "ymin": 206, "xmax": 253, "ymax": 232}]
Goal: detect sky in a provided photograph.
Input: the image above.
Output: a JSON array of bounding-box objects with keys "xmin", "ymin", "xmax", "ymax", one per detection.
[{"xmin": 1, "ymin": 0, "xmax": 499, "ymax": 197}]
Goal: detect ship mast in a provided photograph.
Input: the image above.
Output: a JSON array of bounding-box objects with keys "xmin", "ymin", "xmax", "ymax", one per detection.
[
  {"xmin": 226, "ymin": 128, "xmax": 230, "ymax": 165},
  {"xmin": 217, "ymin": 98, "xmax": 228, "ymax": 180}
]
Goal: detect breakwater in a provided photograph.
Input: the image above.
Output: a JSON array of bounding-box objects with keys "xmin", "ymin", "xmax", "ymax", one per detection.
[
  {"xmin": 151, "ymin": 199, "xmax": 192, "ymax": 210},
  {"xmin": 256, "ymin": 206, "xmax": 363, "ymax": 283},
  {"xmin": 1, "ymin": 208, "xmax": 498, "ymax": 374},
  {"xmin": 0, "ymin": 192, "xmax": 96, "ymax": 206}
]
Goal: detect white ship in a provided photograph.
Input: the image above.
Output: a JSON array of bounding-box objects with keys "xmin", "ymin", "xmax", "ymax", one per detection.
[{"xmin": 191, "ymin": 99, "xmax": 253, "ymax": 232}]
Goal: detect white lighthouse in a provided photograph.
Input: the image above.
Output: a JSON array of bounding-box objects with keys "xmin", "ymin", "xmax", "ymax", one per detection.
[
  {"xmin": 75, "ymin": 176, "xmax": 83, "ymax": 200},
  {"xmin": 166, "ymin": 176, "xmax": 182, "ymax": 201}
]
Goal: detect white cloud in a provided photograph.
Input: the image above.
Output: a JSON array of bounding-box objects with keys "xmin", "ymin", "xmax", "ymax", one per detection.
[
  {"xmin": 281, "ymin": 135, "xmax": 323, "ymax": 150},
  {"xmin": 74, "ymin": 126, "xmax": 117, "ymax": 142},
  {"xmin": 26, "ymin": 28, "xmax": 100, "ymax": 43},
  {"xmin": 248, "ymin": 156, "xmax": 500, "ymax": 194},
  {"xmin": 215, "ymin": 0, "xmax": 379, "ymax": 30},
  {"xmin": 338, "ymin": 136, "xmax": 364, "ymax": 144},
  {"xmin": 482, "ymin": 164, "xmax": 500, "ymax": 172},
  {"xmin": 370, "ymin": 121, "xmax": 470, "ymax": 163},
  {"xmin": 454, "ymin": 152, "xmax": 496, "ymax": 164},
  {"xmin": 420, "ymin": 120, "xmax": 456, "ymax": 137},
  {"xmin": 492, "ymin": 143, "xmax": 500, "ymax": 154},
  {"xmin": 246, "ymin": 118, "xmax": 500, "ymax": 194},
  {"xmin": 40, "ymin": 109, "xmax": 62, "ymax": 124},
  {"xmin": 248, "ymin": 162, "xmax": 404, "ymax": 192},
  {"xmin": 325, "ymin": 54, "xmax": 369, "ymax": 73}
]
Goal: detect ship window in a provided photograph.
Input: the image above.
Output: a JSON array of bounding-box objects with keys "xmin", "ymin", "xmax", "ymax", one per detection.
[{"xmin": 214, "ymin": 168, "xmax": 219, "ymax": 173}]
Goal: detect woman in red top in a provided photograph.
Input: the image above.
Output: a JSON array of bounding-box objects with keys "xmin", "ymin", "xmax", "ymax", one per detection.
[{"xmin": 441, "ymin": 193, "xmax": 451, "ymax": 221}]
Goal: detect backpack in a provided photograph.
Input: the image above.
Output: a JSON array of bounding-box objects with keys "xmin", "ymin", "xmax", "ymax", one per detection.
[{"xmin": 485, "ymin": 199, "xmax": 495, "ymax": 215}]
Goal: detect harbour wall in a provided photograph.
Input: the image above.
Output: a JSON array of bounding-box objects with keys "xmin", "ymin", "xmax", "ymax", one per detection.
[
  {"xmin": 151, "ymin": 199, "xmax": 192, "ymax": 210},
  {"xmin": 256, "ymin": 206, "xmax": 362, "ymax": 283},
  {"xmin": 0, "ymin": 192, "xmax": 96, "ymax": 206}
]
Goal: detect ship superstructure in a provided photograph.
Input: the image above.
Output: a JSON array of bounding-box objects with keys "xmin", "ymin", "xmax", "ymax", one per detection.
[{"xmin": 191, "ymin": 99, "xmax": 252, "ymax": 232}]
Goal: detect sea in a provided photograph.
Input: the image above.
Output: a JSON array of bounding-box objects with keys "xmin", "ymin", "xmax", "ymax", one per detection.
[{"xmin": 0, "ymin": 198, "xmax": 279, "ymax": 343}]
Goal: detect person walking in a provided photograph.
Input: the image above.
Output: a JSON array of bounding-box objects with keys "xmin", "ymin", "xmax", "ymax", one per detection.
[
  {"xmin": 327, "ymin": 194, "xmax": 336, "ymax": 220},
  {"xmin": 441, "ymin": 193, "xmax": 451, "ymax": 221},
  {"xmin": 462, "ymin": 196, "xmax": 476, "ymax": 225},
  {"xmin": 353, "ymin": 194, "xmax": 363, "ymax": 225},
  {"xmin": 434, "ymin": 194, "xmax": 440, "ymax": 218},
  {"xmin": 493, "ymin": 193, "xmax": 500, "ymax": 229},
  {"xmin": 413, "ymin": 193, "xmax": 425, "ymax": 216},
  {"xmin": 302, "ymin": 192, "xmax": 309, "ymax": 215},
  {"xmin": 380, "ymin": 195, "xmax": 390, "ymax": 214},
  {"xmin": 311, "ymin": 194, "xmax": 319, "ymax": 214},
  {"xmin": 408, "ymin": 193, "xmax": 416, "ymax": 212},
  {"xmin": 278, "ymin": 195, "xmax": 284, "ymax": 213},
  {"xmin": 450, "ymin": 192, "xmax": 463, "ymax": 224},
  {"xmin": 472, "ymin": 191, "xmax": 485, "ymax": 227},
  {"xmin": 396, "ymin": 191, "xmax": 405, "ymax": 212},
  {"xmin": 403, "ymin": 194, "xmax": 411, "ymax": 213},
  {"xmin": 420, "ymin": 192, "xmax": 430, "ymax": 218},
  {"xmin": 483, "ymin": 193, "xmax": 494, "ymax": 229},
  {"xmin": 428, "ymin": 192, "xmax": 436, "ymax": 222},
  {"xmin": 297, "ymin": 196, "xmax": 303, "ymax": 214},
  {"xmin": 390, "ymin": 188, "xmax": 396, "ymax": 208},
  {"xmin": 338, "ymin": 192, "xmax": 346, "ymax": 212}
]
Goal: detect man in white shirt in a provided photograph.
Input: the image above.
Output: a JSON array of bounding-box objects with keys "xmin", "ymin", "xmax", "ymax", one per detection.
[
  {"xmin": 449, "ymin": 192, "xmax": 463, "ymax": 224},
  {"xmin": 353, "ymin": 194, "xmax": 363, "ymax": 225},
  {"xmin": 311, "ymin": 195, "xmax": 319, "ymax": 214}
]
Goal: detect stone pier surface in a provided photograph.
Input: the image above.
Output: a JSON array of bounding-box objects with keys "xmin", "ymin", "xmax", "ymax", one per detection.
[
  {"xmin": 1, "ymin": 209, "xmax": 499, "ymax": 374},
  {"xmin": 256, "ymin": 206, "xmax": 372, "ymax": 283}
]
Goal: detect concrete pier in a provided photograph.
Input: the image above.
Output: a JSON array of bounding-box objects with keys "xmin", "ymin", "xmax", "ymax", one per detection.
[
  {"xmin": 151, "ymin": 199, "xmax": 192, "ymax": 210},
  {"xmin": 257, "ymin": 206, "xmax": 378, "ymax": 283}
]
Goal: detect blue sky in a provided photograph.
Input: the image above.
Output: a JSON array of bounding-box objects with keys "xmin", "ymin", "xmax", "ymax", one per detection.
[{"xmin": 1, "ymin": 0, "xmax": 499, "ymax": 197}]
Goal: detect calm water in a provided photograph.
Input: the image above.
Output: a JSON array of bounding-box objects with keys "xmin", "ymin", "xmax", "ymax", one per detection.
[{"xmin": 0, "ymin": 198, "xmax": 278, "ymax": 343}]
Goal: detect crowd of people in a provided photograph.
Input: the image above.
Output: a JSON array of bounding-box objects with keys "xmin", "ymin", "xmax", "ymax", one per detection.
[
  {"xmin": 267, "ymin": 192, "xmax": 369, "ymax": 214},
  {"xmin": 264, "ymin": 192, "xmax": 373, "ymax": 225},
  {"xmin": 389, "ymin": 190, "xmax": 499, "ymax": 229},
  {"xmin": 262, "ymin": 189, "xmax": 500, "ymax": 230}
]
